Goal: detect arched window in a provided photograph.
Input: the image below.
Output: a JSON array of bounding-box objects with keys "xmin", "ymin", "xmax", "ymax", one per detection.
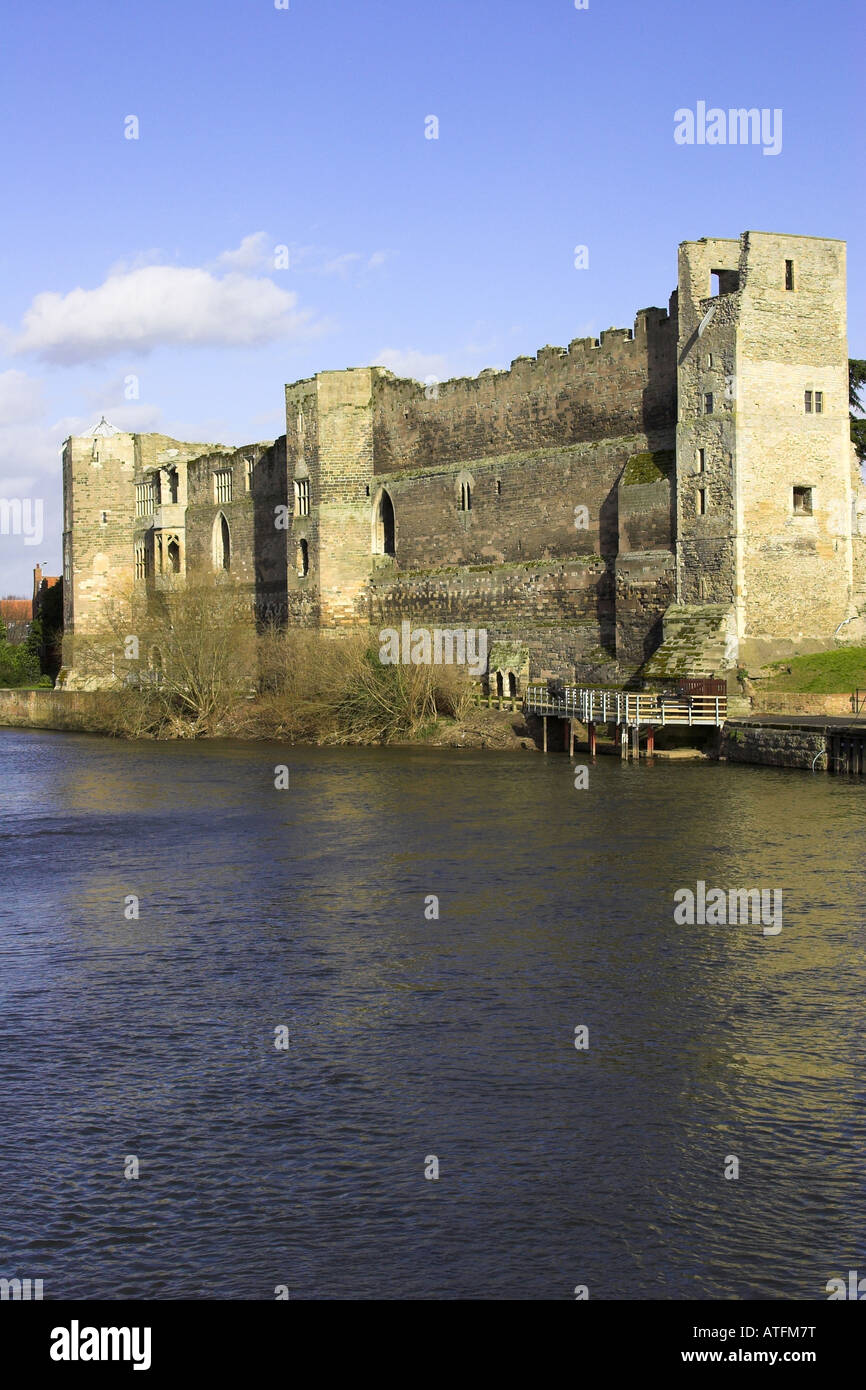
[
  {"xmin": 372, "ymin": 489, "xmax": 396, "ymax": 556},
  {"xmin": 213, "ymin": 512, "xmax": 231, "ymax": 571},
  {"xmin": 496, "ymin": 670, "xmax": 504, "ymax": 698},
  {"xmin": 296, "ymin": 539, "xmax": 309, "ymax": 576},
  {"xmin": 456, "ymin": 472, "xmax": 474, "ymax": 512},
  {"xmin": 508, "ymin": 671, "xmax": 517, "ymax": 697},
  {"xmin": 167, "ymin": 537, "xmax": 181, "ymax": 574}
]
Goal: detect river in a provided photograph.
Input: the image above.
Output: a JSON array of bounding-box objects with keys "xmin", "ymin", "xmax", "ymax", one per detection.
[{"xmin": 0, "ymin": 728, "xmax": 863, "ymax": 1299}]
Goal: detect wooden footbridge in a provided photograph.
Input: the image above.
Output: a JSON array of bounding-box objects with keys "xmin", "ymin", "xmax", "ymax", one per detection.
[{"xmin": 524, "ymin": 680, "xmax": 727, "ymax": 756}]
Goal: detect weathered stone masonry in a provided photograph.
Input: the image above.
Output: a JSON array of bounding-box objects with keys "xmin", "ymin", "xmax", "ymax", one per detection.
[{"xmin": 61, "ymin": 231, "xmax": 866, "ymax": 688}]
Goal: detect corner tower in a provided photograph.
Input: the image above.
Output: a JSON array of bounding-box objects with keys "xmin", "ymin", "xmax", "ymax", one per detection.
[
  {"xmin": 61, "ymin": 418, "xmax": 136, "ymax": 680},
  {"xmin": 677, "ymin": 231, "xmax": 853, "ymax": 666}
]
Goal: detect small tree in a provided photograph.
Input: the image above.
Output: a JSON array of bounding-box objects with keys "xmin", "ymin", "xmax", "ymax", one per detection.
[{"xmin": 850, "ymin": 358, "xmax": 866, "ymax": 463}]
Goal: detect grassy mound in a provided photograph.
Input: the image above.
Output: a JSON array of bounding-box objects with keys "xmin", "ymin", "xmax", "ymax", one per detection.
[{"xmin": 759, "ymin": 646, "xmax": 866, "ymax": 693}]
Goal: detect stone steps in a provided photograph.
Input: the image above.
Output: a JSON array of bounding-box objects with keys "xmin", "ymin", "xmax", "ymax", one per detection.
[{"xmin": 639, "ymin": 603, "xmax": 734, "ymax": 683}]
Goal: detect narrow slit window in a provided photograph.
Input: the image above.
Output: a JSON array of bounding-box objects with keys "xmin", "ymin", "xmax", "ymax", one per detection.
[
  {"xmin": 697, "ymin": 448, "xmax": 705, "ymax": 473},
  {"xmin": 697, "ymin": 488, "xmax": 707, "ymax": 516},
  {"xmin": 704, "ymin": 393, "xmax": 714, "ymax": 415},
  {"xmin": 785, "ymin": 259, "xmax": 795, "ymax": 291}
]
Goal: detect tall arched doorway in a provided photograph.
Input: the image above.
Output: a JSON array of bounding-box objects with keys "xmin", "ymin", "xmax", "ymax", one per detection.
[
  {"xmin": 213, "ymin": 512, "xmax": 231, "ymax": 571},
  {"xmin": 372, "ymin": 489, "xmax": 395, "ymax": 556}
]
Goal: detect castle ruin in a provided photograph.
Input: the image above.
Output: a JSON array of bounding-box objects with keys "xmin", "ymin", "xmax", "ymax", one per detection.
[{"xmin": 60, "ymin": 231, "xmax": 866, "ymax": 690}]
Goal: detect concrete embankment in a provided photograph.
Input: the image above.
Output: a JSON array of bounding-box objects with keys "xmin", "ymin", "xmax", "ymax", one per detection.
[{"xmin": 722, "ymin": 716, "xmax": 866, "ymax": 773}]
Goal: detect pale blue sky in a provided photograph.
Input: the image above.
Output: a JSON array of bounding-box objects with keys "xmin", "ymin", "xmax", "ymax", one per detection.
[{"xmin": 0, "ymin": 0, "xmax": 862, "ymax": 590}]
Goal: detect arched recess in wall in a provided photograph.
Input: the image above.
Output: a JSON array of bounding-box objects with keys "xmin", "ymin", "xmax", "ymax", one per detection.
[
  {"xmin": 212, "ymin": 512, "xmax": 231, "ymax": 571},
  {"xmin": 372, "ymin": 488, "xmax": 396, "ymax": 556},
  {"xmin": 455, "ymin": 471, "xmax": 474, "ymax": 512}
]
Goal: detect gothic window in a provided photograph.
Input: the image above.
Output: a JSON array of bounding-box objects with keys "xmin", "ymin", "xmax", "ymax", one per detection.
[
  {"xmin": 456, "ymin": 472, "xmax": 474, "ymax": 511},
  {"xmin": 372, "ymin": 489, "xmax": 395, "ymax": 556},
  {"xmin": 213, "ymin": 512, "xmax": 231, "ymax": 570}
]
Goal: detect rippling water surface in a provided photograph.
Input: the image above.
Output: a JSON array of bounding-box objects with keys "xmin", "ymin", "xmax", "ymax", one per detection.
[{"xmin": 0, "ymin": 728, "xmax": 864, "ymax": 1299}]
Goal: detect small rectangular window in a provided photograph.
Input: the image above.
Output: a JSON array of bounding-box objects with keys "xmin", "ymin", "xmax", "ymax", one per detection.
[
  {"xmin": 785, "ymin": 259, "xmax": 794, "ymax": 291},
  {"xmin": 805, "ymin": 389, "xmax": 813, "ymax": 413},
  {"xmin": 704, "ymin": 393, "xmax": 713, "ymax": 415},
  {"xmin": 495, "ymin": 478, "xmax": 502, "ymax": 496},
  {"xmin": 697, "ymin": 488, "xmax": 706, "ymax": 516},
  {"xmin": 697, "ymin": 448, "xmax": 705, "ymax": 473},
  {"xmin": 793, "ymin": 486, "xmax": 813, "ymax": 515},
  {"xmin": 815, "ymin": 391, "xmax": 823, "ymax": 414},
  {"xmin": 706, "ymin": 353, "xmax": 713, "ymax": 368},
  {"xmin": 100, "ymin": 511, "xmax": 108, "ymax": 525}
]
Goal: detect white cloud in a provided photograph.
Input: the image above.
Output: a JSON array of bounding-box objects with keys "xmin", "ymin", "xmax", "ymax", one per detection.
[
  {"xmin": 214, "ymin": 232, "xmax": 272, "ymax": 273},
  {"xmin": 0, "ymin": 370, "xmax": 47, "ymax": 426},
  {"xmin": 371, "ymin": 348, "xmax": 454, "ymax": 382},
  {"xmin": 13, "ymin": 263, "xmax": 317, "ymax": 365},
  {"xmin": 321, "ymin": 252, "xmax": 364, "ymax": 277}
]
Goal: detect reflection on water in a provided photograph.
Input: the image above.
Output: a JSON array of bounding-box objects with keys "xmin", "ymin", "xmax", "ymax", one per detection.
[{"xmin": 0, "ymin": 728, "xmax": 864, "ymax": 1299}]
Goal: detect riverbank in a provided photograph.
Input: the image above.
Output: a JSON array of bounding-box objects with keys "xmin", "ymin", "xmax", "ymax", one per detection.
[
  {"xmin": 0, "ymin": 686, "xmax": 536, "ymax": 750},
  {"xmin": 3, "ymin": 688, "xmax": 865, "ymax": 772}
]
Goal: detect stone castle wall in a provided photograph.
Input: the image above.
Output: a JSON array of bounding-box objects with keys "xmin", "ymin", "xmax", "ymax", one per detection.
[{"xmin": 60, "ymin": 230, "xmax": 858, "ymax": 689}]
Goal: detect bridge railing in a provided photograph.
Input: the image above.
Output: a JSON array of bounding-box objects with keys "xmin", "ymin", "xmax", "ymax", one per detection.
[{"xmin": 524, "ymin": 685, "xmax": 727, "ymax": 727}]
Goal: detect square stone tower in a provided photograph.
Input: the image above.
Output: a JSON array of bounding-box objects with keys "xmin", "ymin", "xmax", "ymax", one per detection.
[
  {"xmin": 677, "ymin": 231, "xmax": 853, "ymax": 666},
  {"xmin": 61, "ymin": 419, "xmax": 136, "ymax": 679},
  {"xmin": 285, "ymin": 366, "xmax": 383, "ymax": 629}
]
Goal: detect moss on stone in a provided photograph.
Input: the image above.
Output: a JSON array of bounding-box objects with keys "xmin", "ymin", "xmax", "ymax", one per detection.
[{"xmin": 622, "ymin": 450, "xmax": 675, "ymax": 485}]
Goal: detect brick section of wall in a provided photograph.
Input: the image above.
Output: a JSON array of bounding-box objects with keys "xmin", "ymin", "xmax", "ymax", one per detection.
[
  {"xmin": 372, "ymin": 311, "xmax": 678, "ymax": 474},
  {"xmin": 364, "ymin": 558, "xmax": 630, "ymax": 679},
  {"xmin": 748, "ymin": 691, "xmax": 861, "ymax": 716},
  {"xmin": 374, "ymin": 432, "xmax": 673, "ymax": 573},
  {"xmin": 614, "ymin": 552, "xmax": 677, "ymax": 665},
  {"xmin": 617, "ymin": 476, "xmax": 674, "ymax": 553}
]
